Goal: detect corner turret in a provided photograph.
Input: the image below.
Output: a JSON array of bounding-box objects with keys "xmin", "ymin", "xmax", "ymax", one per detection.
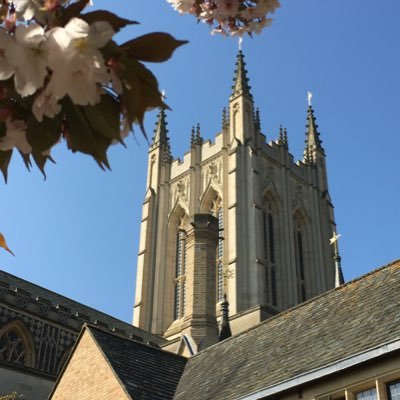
[{"xmin": 228, "ymin": 50, "xmax": 255, "ymax": 144}]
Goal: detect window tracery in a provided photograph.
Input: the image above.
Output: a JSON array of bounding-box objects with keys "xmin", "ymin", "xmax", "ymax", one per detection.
[
  {"xmin": 174, "ymin": 217, "xmax": 187, "ymax": 320},
  {"xmin": 211, "ymin": 197, "xmax": 224, "ymax": 302},
  {"xmin": 294, "ymin": 215, "xmax": 307, "ymax": 302},
  {"xmin": 263, "ymin": 200, "xmax": 278, "ymax": 307},
  {"xmin": 0, "ymin": 321, "xmax": 34, "ymax": 367}
]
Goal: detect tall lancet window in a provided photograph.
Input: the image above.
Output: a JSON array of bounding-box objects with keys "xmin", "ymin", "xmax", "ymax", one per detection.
[
  {"xmin": 174, "ymin": 226, "xmax": 187, "ymax": 320},
  {"xmin": 263, "ymin": 201, "xmax": 278, "ymax": 307},
  {"xmin": 294, "ymin": 217, "xmax": 307, "ymax": 302},
  {"xmin": 211, "ymin": 198, "xmax": 224, "ymax": 302}
]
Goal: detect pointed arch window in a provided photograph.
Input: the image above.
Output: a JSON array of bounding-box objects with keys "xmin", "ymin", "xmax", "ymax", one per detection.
[
  {"xmin": 0, "ymin": 321, "xmax": 35, "ymax": 367},
  {"xmin": 263, "ymin": 201, "xmax": 278, "ymax": 307},
  {"xmin": 211, "ymin": 198, "xmax": 224, "ymax": 303},
  {"xmin": 294, "ymin": 217, "xmax": 307, "ymax": 302},
  {"xmin": 174, "ymin": 228, "xmax": 187, "ymax": 320}
]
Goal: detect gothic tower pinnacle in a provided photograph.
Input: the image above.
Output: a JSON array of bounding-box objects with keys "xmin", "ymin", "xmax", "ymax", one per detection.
[
  {"xmin": 229, "ymin": 50, "xmax": 255, "ymax": 144},
  {"xmin": 303, "ymin": 105, "xmax": 325, "ymax": 164},
  {"xmin": 152, "ymin": 108, "xmax": 168, "ymax": 146},
  {"xmin": 152, "ymin": 108, "xmax": 172, "ymax": 165},
  {"xmin": 231, "ymin": 50, "xmax": 253, "ymax": 100}
]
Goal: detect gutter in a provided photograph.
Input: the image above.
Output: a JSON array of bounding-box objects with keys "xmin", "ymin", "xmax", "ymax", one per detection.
[{"xmin": 239, "ymin": 338, "xmax": 400, "ymax": 400}]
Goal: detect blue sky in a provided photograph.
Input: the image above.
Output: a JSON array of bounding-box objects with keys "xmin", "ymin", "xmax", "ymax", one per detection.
[{"xmin": 1, "ymin": 0, "xmax": 399, "ymax": 323}]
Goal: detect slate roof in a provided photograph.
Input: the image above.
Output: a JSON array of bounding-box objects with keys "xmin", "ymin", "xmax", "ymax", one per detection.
[
  {"xmin": 0, "ymin": 270, "xmax": 165, "ymax": 345},
  {"xmin": 174, "ymin": 259, "xmax": 400, "ymax": 400},
  {"xmin": 87, "ymin": 325, "xmax": 188, "ymax": 400}
]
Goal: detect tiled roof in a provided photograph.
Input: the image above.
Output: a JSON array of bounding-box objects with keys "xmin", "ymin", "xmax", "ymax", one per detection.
[
  {"xmin": 88, "ymin": 325, "xmax": 188, "ymax": 400},
  {"xmin": 0, "ymin": 270, "xmax": 165, "ymax": 345},
  {"xmin": 174, "ymin": 260, "xmax": 400, "ymax": 400}
]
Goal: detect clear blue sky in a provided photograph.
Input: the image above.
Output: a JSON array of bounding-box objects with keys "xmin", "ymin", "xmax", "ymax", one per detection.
[{"xmin": 1, "ymin": 1, "xmax": 399, "ymax": 323}]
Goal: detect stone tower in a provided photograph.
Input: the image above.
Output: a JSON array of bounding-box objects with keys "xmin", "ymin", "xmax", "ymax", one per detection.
[{"xmin": 133, "ymin": 51, "xmax": 340, "ymax": 353}]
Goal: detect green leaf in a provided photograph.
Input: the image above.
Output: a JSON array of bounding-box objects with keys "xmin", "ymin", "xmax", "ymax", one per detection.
[
  {"xmin": 62, "ymin": 97, "xmax": 112, "ymax": 169},
  {"xmin": 118, "ymin": 56, "xmax": 167, "ymax": 138},
  {"xmin": 82, "ymin": 94, "xmax": 121, "ymax": 142},
  {"xmin": 121, "ymin": 33, "xmax": 188, "ymax": 63},
  {"xmin": 26, "ymin": 116, "xmax": 62, "ymax": 154},
  {"xmin": 0, "ymin": 150, "xmax": 12, "ymax": 183},
  {"xmin": 19, "ymin": 151, "xmax": 32, "ymax": 171},
  {"xmin": 100, "ymin": 40, "xmax": 123, "ymax": 60},
  {"xmin": 118, "ymin": 56, "xmax": 141, "ymax": 127},
  {"xmin": 81, "ymin": 10, "xmax": 138, "ymax": 32},
  {"xmin": 0, "ymin": 121, "xmax": 6, "ymax": 139},
  {"xmin": 32, "ymin": 152, "xmax": 54, "ymax": 179}
]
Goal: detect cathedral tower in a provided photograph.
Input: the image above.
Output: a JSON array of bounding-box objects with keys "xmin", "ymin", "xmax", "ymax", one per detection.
[{"xmin": 133, "ymin": 51, "xmax": 340, "ymax": 353}]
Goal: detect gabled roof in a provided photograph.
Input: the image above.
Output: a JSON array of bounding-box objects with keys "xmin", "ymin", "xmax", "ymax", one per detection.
[
  {"xmin": 87, "ymin": 325, "xmax": 187, "ymax": 400},
  {"xmin": 174, "ymin": 260, "xmax": 400, "ymax": 400},
  {"xmin": 0, "ymin": 270, "xmax": 165, "ymax": 345}
]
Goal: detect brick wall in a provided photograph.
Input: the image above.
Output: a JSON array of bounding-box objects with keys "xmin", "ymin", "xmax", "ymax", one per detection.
[
  {"xmin": 183, "ymin": 214, "xmax": 219, "ymax": 350},
  {"xmin": 51, "ymin": 330, "xmax": 129, "ymax": 399}
]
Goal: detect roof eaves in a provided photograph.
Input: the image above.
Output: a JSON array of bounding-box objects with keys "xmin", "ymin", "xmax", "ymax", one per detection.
[{"xmin": 239, "ymin": 338, "xmax": 400, "ymax": 400}]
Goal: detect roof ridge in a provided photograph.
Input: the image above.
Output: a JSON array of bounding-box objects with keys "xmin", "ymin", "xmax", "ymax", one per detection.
[
  {"xmin": 0, "ymin": 269, "xmax": 166, "ymax": 345},
  {"xmin": 0, "ymin": 269, "xmax": 108, "ymax": 314},
  {"xmin": 86, "ymin": 324, "xmax": 188, "ymax": 361},
  {"xmin": 191, "ymin": 258, "xmax": 400, "ymax": 359}
]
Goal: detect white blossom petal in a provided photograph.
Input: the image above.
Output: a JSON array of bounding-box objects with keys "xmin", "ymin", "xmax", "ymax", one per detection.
[
  {"xmin": 65, "ymin": 17, "xmax": 90, "ymax": 39},
  {"xmin": 87, "ymin": 21, "xmax": 114, "ymax": 49},
  {"xmin": 32, "ymin": 89, "xmax": 61, "ymax": 122},
  {"xmin": 0, "ymin": 118, "xmax": 31, "ymax": 154},
  {"xmin": 0, "ymin": 30, "xmax": 15, "ymax": 80},
  {"xmin": 6, "ymin": 24, "xmax": 48, "ymax": 96}
]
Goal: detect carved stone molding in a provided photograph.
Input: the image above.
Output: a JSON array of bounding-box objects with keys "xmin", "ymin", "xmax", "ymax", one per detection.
[
  {"xmin": 263, "ymin": 164, "xmax": 275, "ymax": 188},
  {"xmin": 292, "ymin": 183, "xmax": 304, "ymax": 209},
  {"xmin": 171, "ymin": 175, "xmax": 190, "ymax": 210},
  {"xmin": 202, "ymin": 158, "xmax": 222, "ymax": 191}
]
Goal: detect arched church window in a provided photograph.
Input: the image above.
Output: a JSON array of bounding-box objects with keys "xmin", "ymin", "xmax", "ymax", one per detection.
[
  {"xmin": 211, "ymin": 198, "xmax": 224, "ymax": 302},
  {"xmin": 263, "ymin": 201, "xmax": 278, "ymax": 307},
  {"xmin": 174, "ymin": 228, "xmax": 187, "ymax": 320},
  {"xmin": 294, "ymin": 217, "xmax": 307, "ymax": 302},
  {"xmin": 0, "ymin": 321, "xmax": 34, "ymax": 367}
]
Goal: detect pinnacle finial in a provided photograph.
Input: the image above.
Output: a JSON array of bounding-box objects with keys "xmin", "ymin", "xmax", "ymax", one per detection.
[
  {"xmin": 238, "ymin": 36, "xmax": 243, "ymax": 51},
  {"xmin": 278, "ymin": 125, "xmax": 288, "ymax": 148},
  {"xmin": 330, "ymin": 232, "xmax": 344, "ymax": 287},
  {"xmin": 195, "ymin": 123, "xmax": 203, "ymax": 145},
  {"xmin": 222, "ymin": 107, "xmax": 228, "ymax": 130},
  {"xmin": 231, "ymin": 50, "xmax": 252, "ymax": 99},
  {"xmin": 161, "ymin": 137, "xmax": 173, "ymax": 164},
  {"xmin": 254, "ymin": 108, "xmax": 261, "ymax": 132},
  {"xmin": 303, "ymin": 104, "xmax": 324, "ymax": 163},
  {"xmin": 190, "ymin": 126, "xmax": 196, "ymax": 145},
  {"xmin": 152, "ymin": 108, "xmax": 169, "ymax": 146},
  {"xmin": 278, "ymin": 125, "xmax": 284, "ymax": 143},
  {"xmin": 307, "ymin": 91, "xmax": 313, "ymax": 107},
  {"xmin": 218, "ymin": 294, "xmax": 232, "ymax": 342},
  {"xmin": 283, "ymin": 127, "xmax": 288, "ymax": 147},
  {"xmin": 152, "ymin": 108, "xmax": 173, "ymax": 163}
]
